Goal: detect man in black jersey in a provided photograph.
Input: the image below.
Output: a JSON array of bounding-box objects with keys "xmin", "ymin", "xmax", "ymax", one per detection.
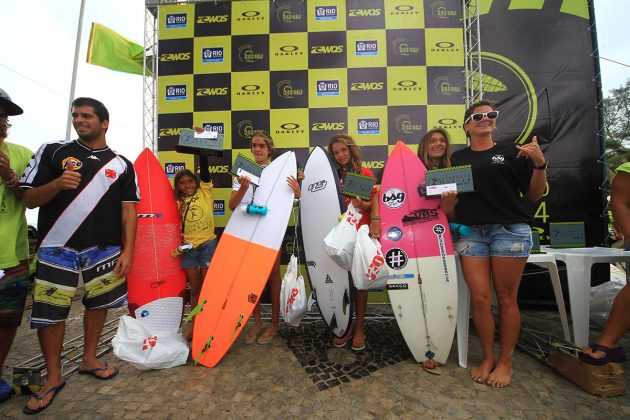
[{"xmin": 20, "ymin": 97, "xmax": 139, "ymax": 414}]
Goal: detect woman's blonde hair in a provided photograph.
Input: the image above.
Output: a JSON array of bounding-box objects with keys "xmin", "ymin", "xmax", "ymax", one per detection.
[
  {"xmin": 327, "ymin": 133, "xmax": 362, "ymax": 173},
  {"xmin": 417, "ymin": 129, "xmax": 452, "ymax": 168}
]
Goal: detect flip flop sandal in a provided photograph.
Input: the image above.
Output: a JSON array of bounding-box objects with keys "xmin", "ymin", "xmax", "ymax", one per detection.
[
  {"xmin": 351, "ymin": 340, "xmax": 366, "ymax": 352},
  {"xmin": 333, "ymin": 333, "xmax": 353, "ymax": 348},
  {"xmin": 579, "ymin": 343, "xmax": 627, "ymax": 365},
  {"xmin": 23, "ymin": 382, "xmax": 66, "ymax": 415},
  {"xmin": 422, "ymin": 364, "xmax": 443, "ymax": 375},
  {"xmin": 78, "ymin": 361, "xmax": 120, "ymax": 380}
]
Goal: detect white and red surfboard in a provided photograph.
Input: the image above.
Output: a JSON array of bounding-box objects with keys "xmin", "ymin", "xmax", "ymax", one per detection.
[
  {"xmin": 379, "ymin": 141, "xmax": 457, "ymax": 364},
  {"xmin": 192, "ymin": 151, "xmax": 296, "ymax": 368},
  {"xmin": 127, "ymin": 148, "xmax": 186, "ymax": 315}
]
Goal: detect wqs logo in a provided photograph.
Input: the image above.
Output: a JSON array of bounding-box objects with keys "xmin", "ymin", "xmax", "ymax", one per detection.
[
  {"xmin": 312, "ymin": 122, "xmax": 345, "ymax": 131},
  {"xmin": 350, "ymin": 82, "xmax": 384, "ymax": 91},
  {"xmin": 310, "ymin": 45, "xmax": 344, "ymax": 54},
  {"xmin": 160, "ymin": 52, "xmax": 191, "ymax": 62},
  {"xmin": 166, "ymin": 85, "xmax": 187, "ymax": 101},
  {"xmin": 349, "ymin": 8, "xmax": 381, "ymax": 17},
  {"xmin": 355, "ymin": 40, "xmax": 378, "ymax": 56},
  {"xmin": 196, "ymin": 87, "xmax": 228, "ymax": 96},
  {"xmin": 197, "ymin": 15, "xmax": 228, "ymax": 24},
  {"xmin": 166, "ymin": 13, "xmax": 187, "ymax": 28},
  {"xmin": 316, "ymin": 80, "xmax": 340, "ymax": 96},
  {"xmin": 315, "ymin": 6, "xmax": 337, "ymax": 20},
  {"xmin": 357, "ymin": 118, "xmax": 380, "ymax": 135},
  {"xmin": 202, "ymin": 47, "xmax": 223, "ymax": 63}
]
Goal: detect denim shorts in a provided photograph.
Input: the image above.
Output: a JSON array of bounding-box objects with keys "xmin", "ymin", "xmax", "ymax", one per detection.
[
  {"xmin": 181, "ymin": 238, "xmax": 218, "ymax": 269},
  {"xmin": 454, "ymin": 223, "xmax": 532, "ymax": 258}
]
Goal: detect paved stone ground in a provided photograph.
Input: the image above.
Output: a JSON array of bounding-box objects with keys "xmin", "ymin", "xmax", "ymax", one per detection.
[{"xmin": 1, "ymin": 295, "xmax": 629, "ymax": 418}]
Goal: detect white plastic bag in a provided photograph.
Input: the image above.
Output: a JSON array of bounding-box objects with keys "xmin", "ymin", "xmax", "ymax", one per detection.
[
  {"xmin": 351, "ymin": 224, "xmax": 389, "ymax": 290},
  {"xmin": 112, "ymin": 315, "xmax": 189, "ymax": 370},
  {"xmin": 280, "ymin": 255, "xmax": 307, "ymax": 326},
  {"xmin": 323, "ymin": 203, "xmax": 362, "ymax": 271}
]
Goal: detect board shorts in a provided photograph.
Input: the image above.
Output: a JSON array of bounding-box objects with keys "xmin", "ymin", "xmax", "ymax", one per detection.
[
  {"xmin": 454, "ymin": 223, "xmax": 532, "ymax": 258},
  {"xmin": 0, "ymin": 264, "xmax": 31, "ymax": 328},
  {"xmin": 31, "ymin": 246, "xmax": 128, "ymax": 329},
  {"xmin": 181, "ymin": 238, "xmax": 218, "ymax": 269}
]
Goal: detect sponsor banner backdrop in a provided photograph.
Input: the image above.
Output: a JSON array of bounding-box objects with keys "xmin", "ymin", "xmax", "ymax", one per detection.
[
  {"xmin": 157, "ymin": 0, "xmax": 465, "ymax": 230},
  {"xmin": 156, "ymin": 1, "xmax": 464, "ymax": 302}
]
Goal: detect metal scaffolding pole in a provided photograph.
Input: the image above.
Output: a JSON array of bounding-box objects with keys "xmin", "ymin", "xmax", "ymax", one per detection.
[
  {"xmin": 462, "ymin": 0, "xmax": 483, "ymax": 109},
  {"xmin": 143, "ymin": 1, "xmax": 159, "ymax": 153}
]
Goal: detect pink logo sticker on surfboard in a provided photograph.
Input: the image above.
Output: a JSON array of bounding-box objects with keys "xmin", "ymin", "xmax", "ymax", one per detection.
[{"xmin": 379, "ymin": 141, "xmax": 457, "ymax": 364}]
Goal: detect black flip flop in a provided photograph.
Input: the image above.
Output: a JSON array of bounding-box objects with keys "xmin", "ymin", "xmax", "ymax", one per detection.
[
  {"xmin": 79, "ymin": 361, "xmax": 120, "ymax": 380},
  {"xmin": 578, "ymin": 343, "xmax": 627, "ymax": 365},
  {"xmin": 23, "ymin": 382, "xmax": 66, "ymax": 415}
]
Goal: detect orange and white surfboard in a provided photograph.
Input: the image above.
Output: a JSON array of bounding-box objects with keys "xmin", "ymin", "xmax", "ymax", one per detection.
[{"xmin": 192, "ymin": 151, "xmax": 297, "ymax": 367}]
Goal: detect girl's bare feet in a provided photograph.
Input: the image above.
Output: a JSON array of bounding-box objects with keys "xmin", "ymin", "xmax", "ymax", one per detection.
[
  {"xmin": 486, "ymin": 362, "xmax": 512, "ymax": 387},
  {"xmin": 471, "ymin": 357, "xmax": 494, "ymax": 383},
  {"xmin": 244, "ymin": 322, "xmax": 263, "ymax": 344}
]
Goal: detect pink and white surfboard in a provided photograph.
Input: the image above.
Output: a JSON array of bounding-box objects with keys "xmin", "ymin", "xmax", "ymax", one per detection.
[{"xmin": 379, "ymin": 141, "xmax": 457, "ymax": 364}]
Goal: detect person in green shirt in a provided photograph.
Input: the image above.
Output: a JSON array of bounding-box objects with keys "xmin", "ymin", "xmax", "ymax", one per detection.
[
  {"xmin": 579, "ymin": 160, "xmax": 630, "ymax": 365},
  {"xmin": 0, "ymin": 88, "xmax": 32, "ymax": 404}
]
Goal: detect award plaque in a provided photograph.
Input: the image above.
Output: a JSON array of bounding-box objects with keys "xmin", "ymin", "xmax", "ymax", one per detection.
[
  {"xmin": 176, "ymin": 129, "xmax": 224, "ymax": 156},
  {"xmin": 231, "ymin": 154, "xmax": 264, "ymax": 186},
  {"xmin": 549, "ymin": 222, "xmax": 585, "ymax": 248},
  {"xmin": 342, "ymin": 172, "xmax": 376, "ymax": 200},
  {"xmin": 425, "ymin": 165, "xmax": 474, "ymax": 196}
]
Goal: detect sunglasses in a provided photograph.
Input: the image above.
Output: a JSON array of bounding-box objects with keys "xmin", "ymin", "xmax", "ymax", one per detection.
[{"xmin": 465, "ymin": 110, "xmax": 499, "ymax": 124}]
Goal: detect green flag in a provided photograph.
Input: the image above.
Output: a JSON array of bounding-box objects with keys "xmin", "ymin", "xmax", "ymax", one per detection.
[{"xmin": 86, "ymin": 22, "xmax": 144, "ymax": 75}]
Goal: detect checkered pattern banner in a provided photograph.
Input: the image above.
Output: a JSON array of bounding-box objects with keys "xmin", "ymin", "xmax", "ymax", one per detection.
[{"xmin": 156, "ymin": 0, "xmax": 465, "ymax": 231}]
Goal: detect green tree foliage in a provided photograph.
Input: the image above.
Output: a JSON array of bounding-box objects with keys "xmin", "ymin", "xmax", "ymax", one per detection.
[{"xmin": 603, "ymin": 80, "xmax": 630, "ymax": 173}]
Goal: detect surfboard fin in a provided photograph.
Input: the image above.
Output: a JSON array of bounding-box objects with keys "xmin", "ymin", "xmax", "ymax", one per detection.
[
  {"xmin": 230, "ymin": 314, "xmax": 245, "ymax": 341},
  {"xmin": 194, "ymin": 335, "xmax": 214, "ymax": 365},
  {"xmin": 184, "ymin": 300, "xmax": 206, "ymax": 324},
  {"xmin": 330, "ymin": 313, "xmax": 338, "ymax": 329},
  {"xmin": 342, "ymin": 289, "xmax": 350, "ymax": 315}
]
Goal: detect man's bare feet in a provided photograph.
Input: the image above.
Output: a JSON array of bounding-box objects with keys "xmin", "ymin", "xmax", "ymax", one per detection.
[
  {"xmin": 244, "ymin": 322, "xmax": 263, "ymax": 344},
  {"xmin": 486, "ymin": 362, "xmax": 512, "ymax": 387},
  {"xmin": 471, "ymin": 358, "xmax": 494, "ymax": 383}
]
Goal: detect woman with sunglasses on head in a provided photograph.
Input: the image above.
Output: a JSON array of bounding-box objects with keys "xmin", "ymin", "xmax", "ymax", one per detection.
[
  {"xmin": 443, "ymin": 100, "xmax": 546, "ymax": 387},
  {"xmin": 228, "ymin": 131, "xmax": 302, "ymax": 345},
  {"xmin": 327, "ymin": 133, "xmax": 380, "ymax": 352},
  {"xmin": 417, "ymin": 128, "xmax": 452, "ymax": 170}
]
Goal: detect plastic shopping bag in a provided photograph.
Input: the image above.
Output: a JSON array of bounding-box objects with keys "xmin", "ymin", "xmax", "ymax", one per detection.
[
  {"xmin": 112, "ymin": 315, "xmax": 189, "ymax": 370},
  {"xmin": 351, "ymin": 224, "xmax": 389, "ymax": 290},
  {"xmin": 280, "ymin": 255, "xmax": 307, "ymax": 326},
  {"xmin": 323, "ymin": 203, "xmax": 362, "ymax": 271}
]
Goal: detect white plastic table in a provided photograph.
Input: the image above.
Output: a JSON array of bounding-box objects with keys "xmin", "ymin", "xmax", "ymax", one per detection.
[
  {"xmin": 456, "ymin": 253, "xmax": 570, "ymax": 368},
  {"xmin": 541, "ymin": 246, "xmax": 630, "ymax": 346}
]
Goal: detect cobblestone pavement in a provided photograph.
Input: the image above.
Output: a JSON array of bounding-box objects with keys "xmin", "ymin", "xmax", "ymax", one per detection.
[{"xmin": 1, "ymin": 295, "xmax": 628, "ymax": 419}]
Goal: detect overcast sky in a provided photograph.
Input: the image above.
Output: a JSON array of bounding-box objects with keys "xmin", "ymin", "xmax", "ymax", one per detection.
[{"xmin": 1, "ymin": 0, "xmax": 627, "ymax": 224}]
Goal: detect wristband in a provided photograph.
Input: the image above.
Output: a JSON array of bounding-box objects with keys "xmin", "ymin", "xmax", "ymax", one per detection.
[
  {"xmin": 534, "ymin": 161, "xmax": 547, "ymax": 170},
  {"xmin": 3, "ymin": 169, "xmax": 19, "ymax": 187},
  {"xmin": 370, "ymin": 215, "xmax": 380, "ymax": 221}
]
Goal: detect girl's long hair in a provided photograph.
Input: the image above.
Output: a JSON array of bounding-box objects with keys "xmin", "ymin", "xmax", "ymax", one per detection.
[
  {"xmin": 327, "ymin": 133, "xmax": 362, "ymax": 173},
  {"xmin": 173, "ymin": 169, "xmax": 199, "ymax": 202},
  {"xmin": 417, "ymin": 128, "xmax": 452, "ymax": 169}
]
